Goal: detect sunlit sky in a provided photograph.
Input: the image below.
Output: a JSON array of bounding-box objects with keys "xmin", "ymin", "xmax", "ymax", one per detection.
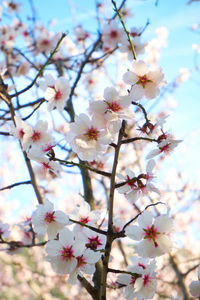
[{"xmin": 1, "ymin": 0, "xmax": 200, "ymax": 219}]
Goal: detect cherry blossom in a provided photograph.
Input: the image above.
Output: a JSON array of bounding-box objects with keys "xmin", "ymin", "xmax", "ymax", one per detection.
[
  {"xmin": 10, "ymin": 116, "xmax": 32, "ymax": 143},
  {"xmin": 117, "ymin": 160, "xmax": 159, "ymax": 204},
  {"xmin": 22, "ymin": 120, "xmax": 53, "ymax": 152},
  {"xmin": 74, "ymin": 26, "xmax": 90, "ymax": 42},
  {"xmin": 117, "ymin": 259, "xmax": 157, "ymax": 300},
  {"xmin": 44, "ymin": 76, "xmax": 70, "ymax": 111},
  {"xmin": 123, "ymin": 60, "xmax": 165, "ymax": 100},
  {"xmin": 102, "ymin": 20, "xmax": 126, "ymax": 50},
  {"xmin": 125, "ymin": 210, "xmax": 174, "ymax": 257},
  {"xmin": 146, "ymin": 138, "xmax": 182, "ymax": 159},
  {"xmin": 72, "ymin": 201, "xmax": 100, "ymax": 234},
  {"xmin": 46, "ymin": 227, "xmax": 85, "ymax": 275},
  {"xmin": 66, "ymin": 113, "xmax": 111, "ymax": 161},
  {"xmin": 67, "ymin": 249, "xmax": 101, "ymax": 284},
  {"xmin": 79, "ymin": 229, "xmax": 106, "ymax": 252},
  {"xmin": 90, "ymin": 87, "xmax": 134, "ymax": 134},
  {"xmin": 32, "ymin": 199, "xmax": 69, "ymax": 239}
]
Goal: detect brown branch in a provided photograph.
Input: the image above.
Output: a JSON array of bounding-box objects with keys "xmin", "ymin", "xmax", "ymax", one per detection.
[
  {"xmin": 100, "ymin": 120, "xmax": 126, "ymax": 300},
  {"xmin": 0, "ymin": 131, "xmax": 10, "ymax": 136},
  {"xmin": 122, "ymin": 201, "xmax": 165, "ymax": 231},
  {"xmin": 77, "ymin": 275, "xmax": 98, "ymax": 299},
  {"xmin": 0, "ymin": 75, "xmax": 43, "ymax": 204},
  {"xmin": 121, "ymin": 136, "xmax": 158, "ymax": 144},
  {"xmin": 69, "ymin": 218, "xmax": 107, "ymax": 235},
  {"xmin": 54, "ymin": 157, "xmax": 111, "ymax": 178},
  {"xmin": 10, "ymin": 33, "xmax": 66, "ymax": 98},
  {"xmin": 0, "ymin": 180, "xmax": 31, "ymax": 191}
]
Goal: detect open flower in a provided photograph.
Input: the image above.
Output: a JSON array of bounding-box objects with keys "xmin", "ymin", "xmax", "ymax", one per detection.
[
  {"xmin": 32, "ymin": 199, "xmax": 69, "ymax": 239},
  {"xmin": 117, "ymin": 259, "xmax": 157, "ymax": 300},
  {"xmin": 125, "ymin": 210, "xmax": 173, "ymax": 257},
  {"xmin": 44, "ymin": 76, "xmax": 70, "ymax": 111},
  {"xmin": 90, "ymin": 87, "xmax": 134, "ymax": 134},
  {"xmin": 46, "ymin": 227, "xmax": 85, "ymax": 275},
  {"xmin": 123, "ymin": 60, "xmax": 164, "ymax": 100},
  {"xmin": 117, "ymin": 160, "xmax": 159, "ymax": 204},
  {"xmin": 72, "ymin": 201, "xmax": 100, "ymax": 234},
  {"xmin": 67, "ymin": 248, "xmax": 101, "ymax": 284},
  {"xmin": 22, "ymin": 120, "xmax": 53, "ymax": 152},
  {"xmin": 66, "ymin": 113, "xmax": 111, "ymax": 161},
  {"xmin": 102, "ymin": 20, "xmax": 126, "ymax": 50},
  {"xmin": 146, "ymin": 138, "xmax": 182, "ymax": 159}
]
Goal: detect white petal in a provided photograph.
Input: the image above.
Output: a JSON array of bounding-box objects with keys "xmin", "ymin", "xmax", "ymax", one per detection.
[
  {"xmin": 154, "ymin": 215, "xmax": 173, "ymax": 233},
  {"xmin": 59, "ymin": 227, "xmax": 74, "ymax": 247},
  {"xmin": 103, "ymin": 87, "xmax": 118, "ymax": 101},
  {"xmin": 132, "ymin": 60, "xmax": 148, "ymax": 76},
  {"xmin": 54, "ymin": 210, "xmax": 69, "ymax": 225},
  {"xmin": 145, "ymin": 83, "xmax": 159, "ymax": 99},
  {"xmin": 46, "ymin": 240, "xmax": 62, "ymax": 256},
  {"xmin": 146, "ymin": 149, "xmax": 160, "ymax": 159},
  {"xmin": 146, "ymin": 159, "xmax": 155, "ymax": 173},
  {"xmin": 138, "ymin": 210, "xmax": 153, "ymax": 228},
  {"xmin": 117, "ymin": 184, "xmax": 130, "ymax": 194},
  {"xmin": 123, "ymin": 71, "xmax": 138, "ymax": 85},
  {"xmin": 125, "ymin": 225, "xmax": 143, "ymax": 241},
  {"xmin": 130, "ymin": 85, "xmax": 144, "ymax": 100}
]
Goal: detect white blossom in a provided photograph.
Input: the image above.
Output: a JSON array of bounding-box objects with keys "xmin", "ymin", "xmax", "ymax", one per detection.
[
  {"xmin": 44, "ymin": 76, "xmax": 70, "ymax": 111},
  {"xmin": 66, "ymin": 113, "xmax": 111, "ymax": 161},
  {"xmin": 125, "ymin": 210, "xmax": 173, "ymax": 257},
  {"xmin": 46, "ymin": 227, "xmax": 85, "ymax": 275},
  {"xmin": 32, "ymin": 199, "xmax": 69, "ymax": 239},
  {"xmin": 123, "ymin": 60, "xmax": 164, "ymax": 100},
  {"xmin": 90, "ymin": 87, "xmax": 134, "ymax": 134},
  {"xmin": 102, "ymin": 20, "xmax": 126, "ymax": 50},
  {"xmin": 117, "ymin": 259, "xmax": 157, "ymax": 300}
]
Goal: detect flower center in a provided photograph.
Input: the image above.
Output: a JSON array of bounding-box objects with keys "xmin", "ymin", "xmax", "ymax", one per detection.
[
  {"xmin": 54, "ymin": 89, "xmax": 63, "ymax": 101},
  {"xmin": 110, "ymin": 30, "xmax": 118, "ymax": 39},
  {"xmin": 84, "ymin": 127, "xmax": 99, "ymax": 141},
  {"xmin": 60, "ymin": 246, "xmax": 74, "ymax": 261},
  {"xmin": 143, "ymin": 225, "xmax": 159, "ymax": 247},
  {"xmin": 41, "ymin": 39, "xmax": 50, "ymax": 46},
  {"xmin": 31, "ymin": 131, "xmax": 41, "ymax": 142},
  {"xmin": 106, "ymin": 101, "xmax": 121, "ymax": 112},
  {"xmin": 79, "ymin": 216, "xmax": 90, "ymax": 224},
  {"xmin": 126, "ymin": 175, "xmax": 137, "ymax": 189},
  {"xmin": 137, "ymin": 75, "xmax": 152, "ymax": 88},
  {"xmin": 143, "ymin": 274, "xmax": 151, "ymax": 286},
  {"xmin": 44, "ymin": 211, "xmax": 55, "ymax": 223},
  {"xmin": 76, "ymin": 255, "xmax": 86, "ymax": 268},
  {"xmin": 42, "ymin": 162, "xmax": 52, "ymax": 171},
  {"xmin": 86, "ymin": 236, "xmax": 102, "ymax": 250},
  {"xmin": 19, "ymin": 128, "xmax": 24, "ymax": 139}
]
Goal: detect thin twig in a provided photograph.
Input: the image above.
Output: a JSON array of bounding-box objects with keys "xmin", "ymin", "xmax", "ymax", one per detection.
[
  {"xmin": 112, "ymin": 0, "xmax": 137, "ymax": 60},
  {"xmin": 10, "ymin": 33, "xmax": 67, "ymax": 98},
  {"xmin": 0, "ymin": 180, "xmax": 31, "ymax": 191}
]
